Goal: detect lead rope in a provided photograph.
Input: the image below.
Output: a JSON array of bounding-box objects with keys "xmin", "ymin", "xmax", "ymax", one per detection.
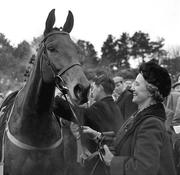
[{"xmin": 55, "ymin": 78, "xmax": 86, "ymax": 166}]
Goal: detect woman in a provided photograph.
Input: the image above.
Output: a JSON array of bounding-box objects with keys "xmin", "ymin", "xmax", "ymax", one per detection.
[{"xmin": 83, "ymin": 60, "xmax": 177, "ymax": 175}]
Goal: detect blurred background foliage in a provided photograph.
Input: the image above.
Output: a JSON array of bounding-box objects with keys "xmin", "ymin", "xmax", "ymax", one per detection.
[{"xmin": 0, "ymin": 31, "xmax": 180, "ymax": 95}]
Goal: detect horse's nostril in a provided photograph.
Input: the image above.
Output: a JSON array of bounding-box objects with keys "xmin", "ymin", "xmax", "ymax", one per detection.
[
  {"xmin": 74, "ymin": 84, "xmax": 90, "ymax": 104},
  {"xmin": 74, "ymin": 84, "xmax": 83, "ymax": 100}
]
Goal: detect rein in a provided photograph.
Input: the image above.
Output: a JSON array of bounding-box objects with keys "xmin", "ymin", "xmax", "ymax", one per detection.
[
  {"xmin": 55, "ymin": 80, "xmax": 85, "ymax": 149},
  {"xmin": 54, "ymin": 70, "xmax": 91, "ymax": 168}
]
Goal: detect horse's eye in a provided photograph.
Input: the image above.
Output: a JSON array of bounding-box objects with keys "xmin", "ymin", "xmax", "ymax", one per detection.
[{"xmin": 47, "ymin": 47, "xmax": 57, "ymax": 52}]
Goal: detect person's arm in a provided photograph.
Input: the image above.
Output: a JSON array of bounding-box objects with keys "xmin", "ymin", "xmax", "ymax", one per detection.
[
  {"xmin": 82, "ymin": 126, "xmax": 102, "ymax": 139},
  {"xmin": 53, "ymin": 95, "xmax": 88, "ymax": 123},
  {"xmin": 82, "ymin": 126, "xmax": 115, "ymax": 144},
  {"xmin": 104, "ymin": 118, "xmax": 164, "ymax": 175},
  {"xmin": 53, "ymin": 95, "xmax": 75, "ymax": 121}
]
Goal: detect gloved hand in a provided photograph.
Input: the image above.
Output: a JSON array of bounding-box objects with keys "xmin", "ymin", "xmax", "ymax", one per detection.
[
  {"xmin": 82, "ymin": 126, "xmax": 101, "ymax": 140},
  {"xmin": 70, "ymin": 122, "xmax": 80, "ymax": 139},
  {"xmin": 100, "ymin": 144, "xmax": 114, "ymax": 166}
]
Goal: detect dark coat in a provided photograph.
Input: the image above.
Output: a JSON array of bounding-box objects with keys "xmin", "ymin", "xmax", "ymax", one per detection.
[
  {"xmin": 110, "ymin": 103, "xmax": 177, "ymax": 175},
  {"xmin": 78, "ymin": 96, "xmax": 124, "ymax": 175},
  {"xmin": 54, "ymin": 96, "xmax": 123, "ymax": 135},
  {"xmin": 54, "ymin": 96, "xmax": 123, "ymax": 175},
  {"xmin": 116, "ymin": 88, "xmax": 138, "ymax": 121}
]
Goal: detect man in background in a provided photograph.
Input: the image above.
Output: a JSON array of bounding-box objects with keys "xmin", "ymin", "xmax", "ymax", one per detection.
[
  {"xmin": 113, "ymin": 76, "xmax": 137, "ymax": 121},
  {"xmin": 112, "ymin": 76, "xmax": 124, "ymax": 101}
]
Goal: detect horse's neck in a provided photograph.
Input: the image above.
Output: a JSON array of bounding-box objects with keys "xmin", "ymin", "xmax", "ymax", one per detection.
[
  {"xmin": 9, "ymin": 54, "xmax": 57, "ymax": 142},
  {"xmin": 23, "ymin": 54, "xmax": 55, "ymax": 112}
]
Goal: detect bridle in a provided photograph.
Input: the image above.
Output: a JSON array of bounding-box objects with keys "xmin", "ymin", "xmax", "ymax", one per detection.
[
  {"xmin": 40, "ymin": 31, "xmax": 84, "ymax": 126},
  {"xmin": 40, "ymin": 31, "xmax": 81, "ymax": 86}
]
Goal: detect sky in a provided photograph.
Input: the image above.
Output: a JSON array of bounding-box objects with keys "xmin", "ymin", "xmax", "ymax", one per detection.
[{"xmin": 0, "ymin": 0, "xmax": 180, "ymax": 57}]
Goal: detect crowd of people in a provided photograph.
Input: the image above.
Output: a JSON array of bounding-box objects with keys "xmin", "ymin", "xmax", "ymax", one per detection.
[{"xmin": 52, "ymin": 60, "xmax": 180, "ymax": 175}]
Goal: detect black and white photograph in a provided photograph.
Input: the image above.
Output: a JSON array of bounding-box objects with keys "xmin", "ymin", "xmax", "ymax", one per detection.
[{"xmin": 0, "ymin": 0, "xmax": 179, "ymax": 174}]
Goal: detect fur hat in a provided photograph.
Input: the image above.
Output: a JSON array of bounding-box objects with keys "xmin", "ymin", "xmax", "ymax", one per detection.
[{"xmin": 139, "ymin": 60, "xmax": 171, "ymax": 98}]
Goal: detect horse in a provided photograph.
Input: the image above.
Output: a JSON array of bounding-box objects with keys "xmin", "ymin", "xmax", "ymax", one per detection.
[{"xmin": 2, "ymin": 9, "xmax": 90, "ymax": 175}]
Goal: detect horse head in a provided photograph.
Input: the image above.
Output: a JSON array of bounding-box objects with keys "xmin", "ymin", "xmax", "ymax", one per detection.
[{"xmin": 40, "ymin": 9, "xmax": 90, "ymax": 105}]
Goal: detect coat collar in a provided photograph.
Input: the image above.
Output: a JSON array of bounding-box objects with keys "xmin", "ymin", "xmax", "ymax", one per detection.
[
  {"xmin": 100, "ymin": 96, "xmax": 114, "ymax": 102},
  {"xmin": 134, "ymin": 102, "xmax": 166, "ymax": 123}
]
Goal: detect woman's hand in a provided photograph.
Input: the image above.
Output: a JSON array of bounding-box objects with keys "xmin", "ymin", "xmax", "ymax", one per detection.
[
  {"xmin": 101, "ymin": 145, "xmax": 114, "ymax": 166},
  {"xmin": 70, "ymin": 122, "xmax": 80, "ymax": 139},
  {"xmin": 82, "ymin": 126, "xmax": 101, "ymax": 139}
]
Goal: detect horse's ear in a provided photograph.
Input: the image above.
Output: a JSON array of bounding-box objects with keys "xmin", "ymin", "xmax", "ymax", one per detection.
[
  {"xmin": 62, "ymin": 10, "xmax": 74, "ymax": 33},
  {"xmin": 44, "ymin": 9, "xmax": 56, "ymax": 36}
]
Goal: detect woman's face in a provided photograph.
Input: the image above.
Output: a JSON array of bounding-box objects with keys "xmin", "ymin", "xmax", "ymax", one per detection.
[{"xmin": 132, "ymin": 73, "xmax": 151, "ymax": 105}]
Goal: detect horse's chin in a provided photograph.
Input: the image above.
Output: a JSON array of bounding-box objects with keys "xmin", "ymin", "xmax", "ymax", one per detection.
[{"xmin": 74, "ymin": 94, "xmax": 88, "ymax": 105}]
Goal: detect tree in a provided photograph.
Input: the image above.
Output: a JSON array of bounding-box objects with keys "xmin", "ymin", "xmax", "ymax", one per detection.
[
  {"xmin": 0, "ymin": 33, "xmax": 17, "ymax": 75},
  {"xmin": 168, "ymin": 46, "xmax": 180, "ymax": 58},
  {"xmin": 0, "ymin": 33, "xmax": 31, "ymax": 84},
  {"xmin": 162, "ymin": 57, "xmax": 180, "ymax": 82},
  {"xmin": 150, "ymin": 38, "xmax": 167, "ymax": 64},
  {"xmin": 130, "ymin": 31, "xmax": 152, "ymax": 62},
  {"xmin": 76, "ymin": 40, "xmax": 98, "ymax": 67},
  {"xmin": 31, "ymin": 35, "xmax": 43, "ymax": 52},
  {"xmin": 13, "ymin": 40, "xmax": 31, "ymax": 61},
  {"xmin": 101, "ymin": 34, "xmax": 117, "ymax": 65},
  {"xmin": 115, "ymin": 33, "xmax": 130, "ymax": 68},
  {"xmin": 0, "ymin": 33, "xmax": 14, "ymax": 53},
  {"xmin": 130, "ymin": 31, "xmax": 166, "ymax": 64}
]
